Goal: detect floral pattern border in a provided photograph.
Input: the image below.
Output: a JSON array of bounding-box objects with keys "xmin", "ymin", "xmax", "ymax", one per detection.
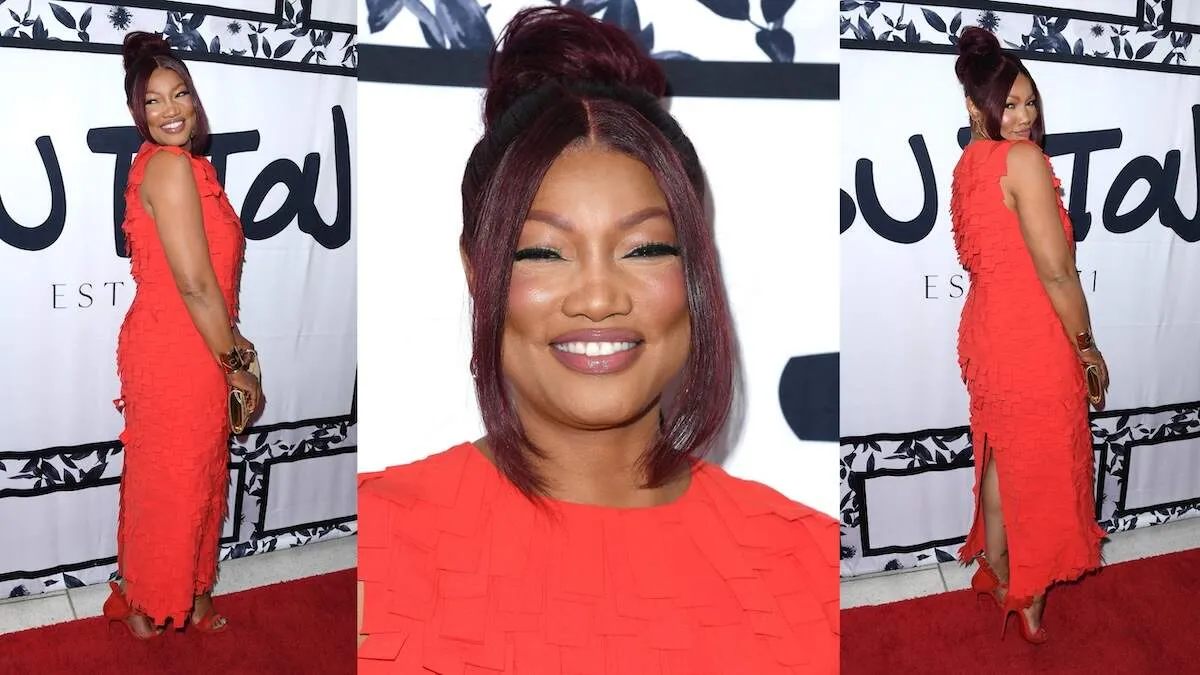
[
  {"xmin": 840, "ymin": 402, "xmax": 1200, "ymax": 577},
  {"xmin": 2, "ymin": 419, "xmax": 356, "ymax": 599},
  {"xmin": 0, "ymin": 1, "xmax": 356, "ymax": 71},
  {"xmin": 840, "ymin": 1, "xmax": 1198, "ymax": 70}
]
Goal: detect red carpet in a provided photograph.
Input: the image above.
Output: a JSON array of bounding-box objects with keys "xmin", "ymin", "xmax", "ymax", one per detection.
[
  {"xmin": 842, "ymin": 548, "xmax": 1200, "ymax": 674},
  {"xmin": 0, "ymin": 568, "xmax": 354, "ymax": 675}
]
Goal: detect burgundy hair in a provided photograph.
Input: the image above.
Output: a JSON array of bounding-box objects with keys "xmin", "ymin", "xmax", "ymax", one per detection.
[
  {"xmin": 121, "ymin": 31, "xmax": 211, "ymax": 153},
  {"xmin": 954, "ymin": 27, "xmax": 1045, "ymax": 146},
  {"xmin": 461, "ymin": 6, "xmax": 735, "ymax": 499}
]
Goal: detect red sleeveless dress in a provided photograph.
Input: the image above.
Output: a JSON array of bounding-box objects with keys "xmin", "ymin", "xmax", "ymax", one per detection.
[
  {"xmin": 115, "ymin": 142, "xmax": 244, "ymax": 625},
  {"xmin": 950, "ymin": 139, "xmax": 1105, "ymax": 605},
  {"xmin": 358, "ymin": 443, "xmax": 839, "ymax": 674}
]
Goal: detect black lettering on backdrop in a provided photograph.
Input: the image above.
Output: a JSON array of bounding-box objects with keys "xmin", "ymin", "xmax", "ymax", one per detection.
[
  {"xmin": 841, "ymin": 122, "xmax": 1200, "ymax": 244},
  {"xmin": 88, "ymin": 126, "xmax": 262, "ymax": 257},
  {"xmin": 241, "ymin": 105, "xmax": 351, "ymax": 248},
  {"xmin": 7, "ymin": 109, "xmax": 352, "ymax": 255},
  {"xmin": 853, "ymin": 135, "xmax": 939, "ymax": 244},
  {"xmin": 1155, "ymin": 105, "xmax": 1200, "ymax": 242},
  {"xmin": 0, "ymin": 136, "xmax": 67, "ymax": 251}
]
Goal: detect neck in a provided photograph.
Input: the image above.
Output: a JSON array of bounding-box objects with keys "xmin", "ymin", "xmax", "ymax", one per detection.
[{"xmin": 497, "ymin": 400, "xmax": 690, "ymax": 508}]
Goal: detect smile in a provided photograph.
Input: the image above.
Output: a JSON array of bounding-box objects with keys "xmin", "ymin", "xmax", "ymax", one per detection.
[
  {"xmin": 553, "ymin": 341, "xmax": 639, "ymax": 356},
  {"xmin": 161, "ymin": 119, "xmax": 185, "ymax": 133},
  {"xmin": 548, "ymin": 330, "xmax": 646, "ymax": 375}
]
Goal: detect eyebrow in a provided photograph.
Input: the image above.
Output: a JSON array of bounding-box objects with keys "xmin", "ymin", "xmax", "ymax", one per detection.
[
  {"xmin": 526, "ymin": 206, "xmax": 670, "ymax": 231},
  {"xmin": 145, "ymin": 83, "xmax": 186, "ymax": 98}
]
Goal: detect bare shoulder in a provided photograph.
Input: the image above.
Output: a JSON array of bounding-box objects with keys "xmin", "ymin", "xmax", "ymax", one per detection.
[
  {"xmin": 1004, "ymin": 140, "xmax": 1050, "ymax": 178},
  {"xmin": 143, "ymin": 148, "xmax": 195, "ymax": 193}
]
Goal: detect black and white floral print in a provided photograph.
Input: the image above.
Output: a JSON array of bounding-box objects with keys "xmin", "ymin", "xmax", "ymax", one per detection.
[
  {"xmin": 363, "ymin": 0, "xmax": 801, "ymax": 62},
  {"xmin": 840, "ymin": 403, "xmax": 1200, "ymax": 576},
  {"xmin": 0, "ymin": 1, "xmax": 357, "ymax": 70},
  {"xmin": 841, "ymin": 1, "xmax": 1197, "ymax": 69},
  {"xmin": 1, "ymin": 420, "xmax": 357, "ymax": 599}
]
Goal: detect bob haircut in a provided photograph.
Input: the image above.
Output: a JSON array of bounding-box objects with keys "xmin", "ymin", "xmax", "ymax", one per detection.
[
  {"xmin": 955, "ymin": 26, "xmax": 1045, "ymax": 147},
  {"xmin": 122, "ymin": 31, "xmax": 211, "ymax": 154},
  {"xmin": 460, "ymin": 6, "xmax": 735, "ymax": 499}
]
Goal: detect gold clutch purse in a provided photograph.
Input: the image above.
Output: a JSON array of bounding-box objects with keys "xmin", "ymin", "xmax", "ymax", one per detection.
[
  {"xmin": 1085, "ymin": 363, "xmax": 1103, "ymax": 408},
  {"xmin": 229, "ymin": 349, "xmax": 260, "ymax": 434}
]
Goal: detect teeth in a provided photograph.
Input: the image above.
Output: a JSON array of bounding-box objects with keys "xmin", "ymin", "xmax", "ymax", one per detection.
[{"xmin": 554, "ymin": 341, "xmax": 638, "ymax": 356}]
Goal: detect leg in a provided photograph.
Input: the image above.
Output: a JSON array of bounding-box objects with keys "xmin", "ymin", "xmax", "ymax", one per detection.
[
  {"xmin": 981, "ymin": 453, "xmax": 1009, "ymax": 603},
  {"xmin": 983, "ymin": 452, "xmax": 1044, "ymax": 631}
]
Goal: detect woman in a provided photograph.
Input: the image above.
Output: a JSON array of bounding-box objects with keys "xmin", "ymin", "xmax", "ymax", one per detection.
[
  {"xmin": 105, "ymin": 32, "xmax": 261, "ymax": 639},
  {"xmin": 356, "ymin": 6, "xmax": 837, "ymax": 674},
  {"xmin": 951, "ymin": 27, "xmax": 1109, "ymax": 644}
]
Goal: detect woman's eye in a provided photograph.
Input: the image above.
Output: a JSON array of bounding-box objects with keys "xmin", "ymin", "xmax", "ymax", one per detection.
[
  {"xmin": 626, "ymin": 242, "xmax": 681, "ymax": 258},
  {"xmin": 514, "ymin": 246, "xmax": 563, "ymax": 261}
]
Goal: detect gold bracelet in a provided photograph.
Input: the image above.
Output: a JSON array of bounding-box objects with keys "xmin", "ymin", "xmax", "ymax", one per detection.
[
  {"xmin": 1075, "ymin": 330, "xmax": 1096, "ymax": 353},
  {"xmin": 218, "ymin": 348, "xmax": 246, "ymax": 374}
]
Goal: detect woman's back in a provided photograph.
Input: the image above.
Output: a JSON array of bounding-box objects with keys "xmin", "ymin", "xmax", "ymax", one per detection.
[{"xmin": 951, "ymin": 139, "xmax": 1074, "ymax": 367}]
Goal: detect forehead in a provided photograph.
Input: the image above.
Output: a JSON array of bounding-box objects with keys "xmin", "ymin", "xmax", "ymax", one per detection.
[
  {"xmin": 146, "ymin": 66, "xmax": 184, "ymax": 91},
  {"xmin": 1007, "ymin": 73, "xmax": 1034, "ymax": 98}
]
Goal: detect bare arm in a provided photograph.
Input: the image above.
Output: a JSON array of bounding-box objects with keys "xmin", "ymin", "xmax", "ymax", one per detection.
[
  {"xmin": 142, "ymin": 150, "xmax": 236, "ymax": 360},
  {"xmin": 1005, "ymin": 142, "xmax": 1093, "ymax": 346}
]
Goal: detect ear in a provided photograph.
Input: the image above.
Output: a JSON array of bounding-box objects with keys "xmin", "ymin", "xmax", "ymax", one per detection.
[
  {"xmin": 460, "ymin": 245, "xmax": 474, "ymax": 293},
  {"xmin": 965, "ymin": 97, "xmax": 981, "ymax": 120}
]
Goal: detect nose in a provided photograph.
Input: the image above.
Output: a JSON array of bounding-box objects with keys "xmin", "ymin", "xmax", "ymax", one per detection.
[
  {"xmin": 560, "ymin": 255, "xmax": 633, "ymax": 322},
  {"xmin": 162, "ymin": 97, "xmax": 179, "ymax": 118}
]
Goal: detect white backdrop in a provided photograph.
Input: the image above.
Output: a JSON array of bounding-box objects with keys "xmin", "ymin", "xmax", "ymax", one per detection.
[
  {"xmin": 0, "ymin": 0, "xmax": 357, "ymax": 599},
  {"xmin": 357, "ymin": 0, "xmax": 841, "ymax": 516},
  {"xmin": 841, "ymin": 1, "xmax": 1200, "ymax": 576}
]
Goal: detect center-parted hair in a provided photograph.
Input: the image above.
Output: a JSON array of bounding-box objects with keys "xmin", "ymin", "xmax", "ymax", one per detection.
[
  {"xmin": 122, "ymin": 31, "xmax": 211, "ymax": 153},
  {"xmin": 955, "ymin": 27, "xmax": 1045, "ymax": 146},
  {"xmin": 461, "ymin": 6, "xmax": 735, "ymax": 499}
]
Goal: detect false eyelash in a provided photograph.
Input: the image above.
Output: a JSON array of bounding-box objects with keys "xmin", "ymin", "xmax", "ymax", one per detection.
[
  {"xmin": 514, "ymin": 246, "xmax": 562, "ymax": 261},
  {"xmin": 628, "ymin": 242, "xmax": 681, "ymax": 257}
]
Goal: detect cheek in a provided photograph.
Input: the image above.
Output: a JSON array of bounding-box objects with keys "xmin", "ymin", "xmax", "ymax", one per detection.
[
  {"xmin": 639, "ymin": 265, "xmax": 689, "ymax": 333},
  {"xmin": 506, "ymin": 270, "xmax": 558, "ymax": 338}
]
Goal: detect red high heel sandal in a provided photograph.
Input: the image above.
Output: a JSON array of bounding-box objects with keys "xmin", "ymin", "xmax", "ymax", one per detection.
[
  {"xmin": 1001, "ymin": 596, "xmax": 1048, "ymax": 645},
  {"xmin": 102, "ymin": 581, "xmax": 163, "ymax": 640},
  {"xmin": 189, "ymin": 599, "xmax": 229, "ymax": 634},
  {"xmin": 970, "ymin": 556, "xmax": 1006, "ymax": 609}
]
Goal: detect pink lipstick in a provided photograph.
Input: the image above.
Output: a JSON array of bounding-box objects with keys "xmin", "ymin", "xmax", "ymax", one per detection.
[{"xmin": 549, "ymin": 328, "xmax": 645, "ymax": 375}]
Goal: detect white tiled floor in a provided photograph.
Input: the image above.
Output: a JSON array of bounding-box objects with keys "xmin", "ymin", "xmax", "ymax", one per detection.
[
  {"xmin": 0, "ymin": 534, "xmax": 355, "ymax": 635},
  {"xmin": 841, "ymin": 517, "xmax": 1200, "ymax": 608}
]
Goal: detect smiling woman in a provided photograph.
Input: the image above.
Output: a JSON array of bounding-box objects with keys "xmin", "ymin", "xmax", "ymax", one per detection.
[
  {"xmin": 355, "ymin": 5, "xmax": 838, "ymax": 675},
  {"xmin": 106, "ymin": 31, "xmax": 261, "ymax": 640}
]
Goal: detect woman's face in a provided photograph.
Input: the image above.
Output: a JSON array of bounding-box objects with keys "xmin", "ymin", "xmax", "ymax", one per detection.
[
  {"xmin": 501, "ymin": 144, "xmax": 691, "ymax": 432},
  {"xmin": 999, "ymin": 73, "xmax": 1038, "ymax": 141},
  {"xmin": 141, "ymin": 67, "xmax": 196, "ymax": 147}
]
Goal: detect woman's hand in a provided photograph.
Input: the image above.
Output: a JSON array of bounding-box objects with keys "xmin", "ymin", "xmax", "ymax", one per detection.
[
  {"xmin": 1078, "ymin": 348, "xmax": 1110, "ymax": 393},
  {"xmin": 233, "ymin": 329, "xmax": 255, "ymax": 355},
  {"xmin": 226, "ymin": 369, "xmax": 262, "ymax": 414}
]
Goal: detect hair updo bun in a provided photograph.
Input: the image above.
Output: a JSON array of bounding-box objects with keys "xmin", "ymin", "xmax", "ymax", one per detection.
[
  {"xmin": 954, "ymin": 26, "xmax": 1004, "ymax": 87},
  {"xmin": 122, "ymin": 31, "xmax": 172, "ymax": 73},
  {"xmin": 483, "ymin": 6, "xmax": 667, "ymax": 131}
]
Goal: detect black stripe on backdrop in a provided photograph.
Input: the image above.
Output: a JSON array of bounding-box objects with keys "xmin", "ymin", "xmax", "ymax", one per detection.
[
  {"xmin": 905, "ymin": 0, "xmax": 1142, "ymax": 25},
  {"xmin": 840, "ymin": 38, "xmax": 1200, "ymax": 77},
  {"xmin": 357, "ymin": 44, "xmax": 839, "ymax": 100},
  {"xmin": 841, "ymin": 400, "xmax": 1200, "ymax": 444},
  {"xmin": 298, "ymin": 0, "xmax": 357, "ymax": 34},
  {"xmin": 1163, "ymin": 0, "xmax": 1200, "ymax": 33},
  {"xmin": 0, "ymin": 37, "xmax": 356, "ymax": 77},
  {"xmin": 254, "ymin": 445, "xmax": 358, "ymax": 537},
  {"xmin": 1113, "ymin": 430, "xmax": 1200, "ymax": 518},
  {"xmin": 88, "ymin": 0, "xmax": 285, "ymax": 25}
]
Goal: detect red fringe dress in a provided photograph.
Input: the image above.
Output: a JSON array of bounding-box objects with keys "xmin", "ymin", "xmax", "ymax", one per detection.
[
  {"xmin": 950, "ymin": 139, "xmax": 1106, "ymax": 605},
  {"xmin": 358, "ymin": 443, "xmax": 839, "ymax": 674},
  {"xmin": 115, "ymin": 142, "xmax": 244, "ymax": 625}
]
